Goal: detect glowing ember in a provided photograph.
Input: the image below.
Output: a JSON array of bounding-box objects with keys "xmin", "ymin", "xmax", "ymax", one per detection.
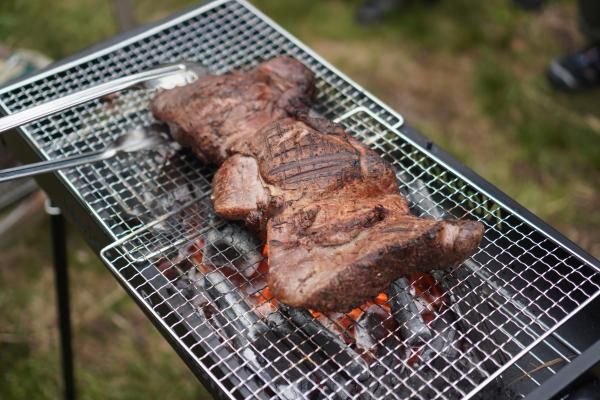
[
  {"xmin": 374, "ymin": 292, "xmax": 389, "ymax": 305},
  {"xmin": 252, "ymin": 285, "xmax": 277, "ymax": 307}
]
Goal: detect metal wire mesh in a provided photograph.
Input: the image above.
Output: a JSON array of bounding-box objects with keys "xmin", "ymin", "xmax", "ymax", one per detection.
[
  {"xmin": 0, "ymin": 0, "xmax": 598, "ymax": 399},
  {"xmin": 99, "ymin": 107, "xmax": 600, "ymax": 399}
]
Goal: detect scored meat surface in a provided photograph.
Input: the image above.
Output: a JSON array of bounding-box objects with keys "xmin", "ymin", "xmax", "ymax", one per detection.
[{"xmin": 151, "ymin": 56, "xmax": 485, "ymax": 312}]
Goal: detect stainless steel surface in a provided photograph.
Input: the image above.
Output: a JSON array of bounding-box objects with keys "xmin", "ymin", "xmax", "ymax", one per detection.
[
  {"xmin": 0, "ymin": 1, "xmax": 598, "ymax": 399},
  {"xmin": 0, "ymin": 125, "xmax": 171, "ymax": 183},
  {"xmin": 0, "ymin": 62, "xmax": 205, "ymax": 134}
]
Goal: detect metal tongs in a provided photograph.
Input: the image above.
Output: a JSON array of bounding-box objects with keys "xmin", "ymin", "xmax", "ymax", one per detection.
[{"xmin": 0, "ymin": 62, "xmax": 207, "ymax": 183}]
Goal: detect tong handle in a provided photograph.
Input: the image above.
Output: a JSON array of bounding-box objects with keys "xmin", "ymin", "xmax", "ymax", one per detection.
[
  {"xmin": 0, "ymin": 149, "xmax": 112, "ymax": 183},
  {"xmin": 0, "ymin": 64, "xmax": 185, "ymax": 134}
]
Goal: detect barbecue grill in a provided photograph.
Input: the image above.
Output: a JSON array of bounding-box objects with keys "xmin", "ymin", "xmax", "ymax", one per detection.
[{"xmin": 2, "ymin": 1, "xmax": 599, "ymax": 399}]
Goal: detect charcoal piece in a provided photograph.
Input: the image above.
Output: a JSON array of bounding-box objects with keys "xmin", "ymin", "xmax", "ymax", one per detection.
[
  {"xmin": 203, "ymin": 224, "xmax": 263, "ymax": 277},
  {"xmin": 390, "ymin": 277, "xmax": 434, "ymax": 345}
]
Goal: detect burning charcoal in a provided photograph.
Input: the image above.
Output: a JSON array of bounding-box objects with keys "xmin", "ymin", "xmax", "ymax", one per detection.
[
  {"xmin": 354, "ymin": 305, "xmax": 393, "ymax": 354},
  {"xmin": 404, "ymin": 269, "xmax": 497, "ymax": 396},
  {"xmin": 202, "ymin": 270, "xmax": 315, "ymax": 394},
  {"xmin": 281, "ymin": 305, "xmax": 371, "ymax": 383},
  {"xmin": 401, "ymin": 175, "xmax": 489, "ymax": 364},
  {"xmin": 274, "ymin": 383, "xmax": 305, "ymax": 400},
  {"xmin": 202, "ymin": 273, "xmax": 270, "ymax": 370},
  {"xmin": 185, "ymin": 267, "xmax": 209, "ymax": 309},
  {"xmin": 361, "ymin": 362, "xmax": 405, "ymax": 399},
  {"xmin": 174, "ymin": 277, "xmax": 199, "ymax": 300},
  {"xmin": 264, "ymin": 312, "xmax": 292, "ymax": 334},
  {"xmin": 420, "ymin": 311, "xmax": 460, "ymax": 362},
  {"xmin": 203, "ymin": 270, "xmax": 268, "ymax": 341},
  {"xmin": 432, "ymin": 266, "xmax": 497, "ymax": 372},
  {"xmin": 281, "ymin": 304, "xmax": 412, "ymax": 399},
  {"xmin": 187, "ymin": 264, "xmax": 204, "ymax": 283},
  {"xmin": 315, "ymin": 312, "xmax": 355, "ymax": 345},
  {"xmin": 200, "ymin": 247, "xmax": 359, "ymax": 398},
  {"xmin": 284, "ymin": 306, "xmax": 344, "ymax": 347},
  {"xmin": 203, "ymin": 225, "xmax": 263, "ymax": 277},
  {"xmin": 291, "ymin": 322, "xmax": 375, "ymax": 399},
  {"xmin": 354, "ymin": 314, "xmax": 378, "ymax": 354},
  {"xmin": 158, "ymin": 240, "xmax": 200, "ymax": 280},
  {"xmin": 390, "ymin": 277, "xmax": 433, "ymax": 345},
  {"xmin": 353, "ymin": 305, "xmax": 407, "ymax": 395},
  {"xmin": 264, "ymin": 309, "xmax": 358, "ymax": 399},
  {"xmin": 198, "ymin": 227, "xmax": 418, "ymax": 399},
  {"xmin": 157, "ymin": 260, "xmax": 180, "ymax": 281}
]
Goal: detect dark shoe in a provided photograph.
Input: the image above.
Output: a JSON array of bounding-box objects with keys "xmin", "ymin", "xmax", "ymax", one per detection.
[
  {"xmin": 356, "ymin": 0, "xmax": 404, "ymax": 25},
  {"xmin": 547, "ymin": 45, "xmax": 600, "ymax": 91},
  {"xmin": 511, "ymin": 0, "xmax": 546, "ymax": 12}
]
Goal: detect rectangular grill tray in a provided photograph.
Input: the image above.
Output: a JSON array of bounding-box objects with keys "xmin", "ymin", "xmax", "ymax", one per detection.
[{"xmin": 1, "ymin": 1, "xmax": 599, "ymax": 399}]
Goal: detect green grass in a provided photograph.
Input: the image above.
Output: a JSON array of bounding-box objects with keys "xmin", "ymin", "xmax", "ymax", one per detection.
[
  {"xmin": 0, "ymin": 221, "xmax": 212, "ymax": 400},
  {"xmin": 0, "ymin": 0, "xmax": 117, "ymax": 59},
  {"xmin": 0, "ymin": 0, "xmax": 599, "ymax": 399}
]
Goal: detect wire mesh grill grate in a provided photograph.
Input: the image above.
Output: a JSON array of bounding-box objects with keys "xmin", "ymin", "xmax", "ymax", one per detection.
[
  {"xmin": 100, "ymin": 108, "xmax": 600, "ymax": 399},
  {"xmin": 0, "ymin": 1, "xmax": 598, "ymax": 399}
]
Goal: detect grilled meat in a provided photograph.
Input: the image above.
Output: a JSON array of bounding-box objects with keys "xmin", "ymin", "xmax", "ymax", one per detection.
[
  {"xmin": 150, "ymin": 57, "xmax": 485, "ymax": 312},
  {"xmin": 211, "ymin": 116, "xmax": 483, "ymax": 311},
  {"xmin": 150, "ymin": 56, "xmax": 316, "ymax": 164}
]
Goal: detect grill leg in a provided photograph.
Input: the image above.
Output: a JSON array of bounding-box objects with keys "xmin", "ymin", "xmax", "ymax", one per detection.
[{"xmin": 46, "ymin": 199, "xmax": 76, "ymax": 400}]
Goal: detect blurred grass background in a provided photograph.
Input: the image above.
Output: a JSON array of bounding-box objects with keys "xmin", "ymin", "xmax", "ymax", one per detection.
[{"xmin": 0, "ymin": 0, "xmax": 599, "ymax": 399}]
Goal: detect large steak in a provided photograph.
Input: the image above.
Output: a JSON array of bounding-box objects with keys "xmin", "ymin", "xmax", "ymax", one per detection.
[{"xmin": 151, "ymin": 57, "xmax": 484, "ymax": 312}]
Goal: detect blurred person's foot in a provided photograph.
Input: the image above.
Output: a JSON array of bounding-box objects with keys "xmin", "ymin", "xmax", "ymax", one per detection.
[
  {"xmin": 356, "ymin": 0, "xmax": 439, "ymax": 25},
  {"xmin": 511, "ymin": 0, "xmax": 546, "ymax": 12},
  {"xmin": 547, "ymin": 45, "xmax": 600, "ymax": 91},
  {"xmin": 356, "ymin": 0, "xmax": 404, "ymax": 25}
]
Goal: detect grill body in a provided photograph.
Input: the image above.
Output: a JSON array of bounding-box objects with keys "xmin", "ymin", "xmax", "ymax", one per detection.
[{"xmin": 1, "ymin": 1, "xmax": 599, "ymax": 399}]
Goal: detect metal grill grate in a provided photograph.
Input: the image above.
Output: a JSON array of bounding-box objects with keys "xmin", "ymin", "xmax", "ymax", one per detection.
[
  {"xmin": 99, "ymin": 108, "xmax": 600, "ymax": 399},
  {"xmin": 0, "ymin": 0, "xmax": 402, "ymax": 239},
  {"xmin": 1, "ymin": 1, "xmax": 599, "ymax": 399}
]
